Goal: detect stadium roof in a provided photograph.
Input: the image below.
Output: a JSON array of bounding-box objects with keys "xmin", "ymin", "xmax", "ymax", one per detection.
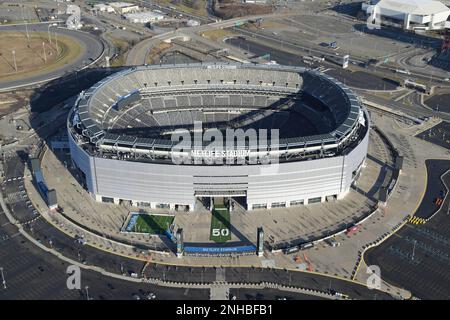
[{"xmin": 374, "ymin": 0, "xmax": 450, "ymax": 15}]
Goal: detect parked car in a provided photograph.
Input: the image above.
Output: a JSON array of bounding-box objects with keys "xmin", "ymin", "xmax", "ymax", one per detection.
[{"xmin": 326, "ymin": 238, "xmax": 340, "ymax": 247}]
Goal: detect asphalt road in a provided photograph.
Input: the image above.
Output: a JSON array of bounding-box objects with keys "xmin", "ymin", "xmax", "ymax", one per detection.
[
  {"xmin": 30, "ymin": 67, "xmax": 121, "ymax": 113},
  {"xmin": 0, "ymin": 23, "xmax": 104, "ymax": 91},
  {"xmin": 0, "ymin": 209, "xmax": 209, "ymax": 300},
  {"xmin": 414, "ymin": 159, "xmax": 449, "ymax": 219},
  {"xmin": 365, "ymin": 160, "xmax": 450, "ymax": 299},
  {"xmin": 0, "ymin": 150, "xmax": 397, "ymax": 300},
  {"xmin": 416, "ymin": 121, "xmax": 450, "ymax": 150},
  {"xmin": 425, "ymin": 94, "xmax": 450, "ymax": 114},
  {"xmin": 361, "ymin": 93, "xmax": 450, "ymax": 122},
  {"xmin": 0, "ymin": 153, "xmax": 209, "ymax": 300},
  {"xmin": 224, "ymin": 37, "xmax": 398, "ymax": 90},
  {"xmin": 125, "ymin": 13, "xmax": 287, "ymax": 66},
  {"xmin": 229, "ymin": 288, "xmax": 327, "ymax": 300}
]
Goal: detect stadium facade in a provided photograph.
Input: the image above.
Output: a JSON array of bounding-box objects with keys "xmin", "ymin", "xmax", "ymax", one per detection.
[{"xmin": 68, "ymin": 63, "xmax": 370, "ymax": 211}]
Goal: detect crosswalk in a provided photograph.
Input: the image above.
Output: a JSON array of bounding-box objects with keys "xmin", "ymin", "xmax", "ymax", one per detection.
[
  {"xmin": 408, "ymin": 216, "xmax": 427, "ymax": 225},
  {"xmin": 3, "ymin": 176, "xmax": 25, "ymax": 183}
]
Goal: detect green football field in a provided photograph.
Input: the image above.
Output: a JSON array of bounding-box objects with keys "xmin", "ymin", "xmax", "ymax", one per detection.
[
  {"xmin": 210, "ymin": 205, "xmax": 231, "ymax": 243},
  {"xmin": 133, "ymin": 214, "xmax": 174, "ymax": 234}
]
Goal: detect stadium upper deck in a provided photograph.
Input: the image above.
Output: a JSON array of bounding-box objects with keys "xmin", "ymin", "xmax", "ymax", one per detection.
[{"xmin": 69, "ymin": 63, "xmax": 365, "ymax": 164}]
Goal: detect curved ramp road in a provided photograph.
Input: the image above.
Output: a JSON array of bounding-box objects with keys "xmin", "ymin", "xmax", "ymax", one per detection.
[{"xmin": 126, "ymin": 13, "xmax": 290, "ymax": 66}]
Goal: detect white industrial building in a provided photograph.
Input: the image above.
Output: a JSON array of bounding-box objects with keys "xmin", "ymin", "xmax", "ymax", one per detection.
[
  {"xmin": 93, "ymin": 3, "xmax": 115, "ymax": 13},
  {"xmin": 362, "ymin": 0, "xmax": 450, "ymax": 31},
  {"xmin": 124, "ymin": 11, "xmax": 165, "ymax": 24},
  {"xmin": 109, "ymin": 2, "xmax": 139, "ymax": 14}
]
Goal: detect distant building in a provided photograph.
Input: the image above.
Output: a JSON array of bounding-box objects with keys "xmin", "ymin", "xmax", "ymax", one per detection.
[
  {"xmin": 66, "ymin": 4, "xmax": 82, "ymax": 30},
  {"xmin": 186, "ymin": 19, "xmax": 200, "ymax": 27},
  {"xmin": 94, "ymin": 3, "xmax": 115, "ymax": 13},
  {"xmin": 362, "ymin": 0, "xmax": 450, "ymax": 31},
  {"xmin": 242, "ymin": 0, "xmax": 268, "ymax": 3},
  {"xmin": 124, "ymin": 11, "xmax": 164, "ymax": 23},
  {"xmin": 109, "ymin": 2, "xmax": 139, "ymax": 14}
]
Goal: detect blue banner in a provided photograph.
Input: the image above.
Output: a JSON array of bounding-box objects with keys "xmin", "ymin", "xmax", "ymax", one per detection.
[{"xmin": 184, "ymin": 245, "xmax": 256, "ymax": 254}]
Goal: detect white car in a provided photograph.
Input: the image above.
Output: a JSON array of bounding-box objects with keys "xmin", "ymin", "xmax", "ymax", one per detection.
[{"xmin": 327, "ymin": 238, "xmax": 340, "ymax": 247}]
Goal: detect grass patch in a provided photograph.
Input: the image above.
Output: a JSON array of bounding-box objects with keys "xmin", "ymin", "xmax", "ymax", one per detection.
[
  {"xmin": 134, "ymin": 214, "xmax": 174, "ymax": 234},
  {"xmin": 210, "ymin": 205, "xmax": 231, "ymax": 243},
  {"xmin": 105, "ymin": 34, "xmax": 130, "ymax": 67},
  {"xmin": 153, "ymin": 0, "xmax": 208, "ymax": 17},
  {"xmin": 145, "ymin": 42, "xmax": 172, "ymax": 64},
  {"xmin": 201, "ymin": 28, "xmax": 234, "ymax": 41}
]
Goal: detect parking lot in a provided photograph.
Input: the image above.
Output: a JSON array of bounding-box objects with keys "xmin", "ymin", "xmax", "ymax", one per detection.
[
  {"xmin": 365, "ymin": 160, "xmax": 450, "ymax": 299},
  {"xmin": 416, "ymin": 121, "xmax": 450, "ymax": 150}
]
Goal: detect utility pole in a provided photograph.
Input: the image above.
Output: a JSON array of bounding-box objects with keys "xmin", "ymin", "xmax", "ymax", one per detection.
[{"xmin": 0, "ymin": 267, "xmax": 6, "ymax": 289}]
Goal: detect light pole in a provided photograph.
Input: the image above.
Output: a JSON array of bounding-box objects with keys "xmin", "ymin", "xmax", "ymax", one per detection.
[
  {"xmin": 411, "ymin": 240, "xmax": 417, "ymax": 261},
  {"xmin": 12, "ymin": 50, "xmax": 17, "ymax": 72},
  {"xmin": 47, "ymin": 24, "xmax": 54, "ymax": 45},
  {"xmin": 54, "ymin": 30, "xmax": 59, "ymax": 54},
  {"xmin": 0, "ymin": 267, "xmax": 6, "ymax": 289},
  {"xmin": 85, "ymin": 286, "xmax": 90, "ymax": 300},
  {"xmin": 43, "ymin": 42, "xmax": 47, "ymax": 63},
  {"xmin": 21, "ymin": 2, "xmax": 29, "ymax": 41}
]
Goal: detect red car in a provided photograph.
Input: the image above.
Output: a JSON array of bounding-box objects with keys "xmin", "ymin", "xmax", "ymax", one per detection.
[{"xmin": 345, "ymin": 225, "xmax": 359, "ymax": 236}]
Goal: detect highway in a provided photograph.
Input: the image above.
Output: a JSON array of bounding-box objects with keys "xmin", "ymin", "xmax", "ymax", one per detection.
[
  {"xmin": 0, "ymin": 23, "xmax": 105, "ymax": 92},
  {"xmin": 228, "ymin": 22, "xmax": 450, "ymax": 84},
  {"xmin": 125, "ymin": 13, "xmax": 291, "ymax": 66}
]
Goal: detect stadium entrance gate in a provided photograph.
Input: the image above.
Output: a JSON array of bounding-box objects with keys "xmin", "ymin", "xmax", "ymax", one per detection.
[{"xmin": 196, "ymin": 196, "xmax": 246, "ymax": 212}]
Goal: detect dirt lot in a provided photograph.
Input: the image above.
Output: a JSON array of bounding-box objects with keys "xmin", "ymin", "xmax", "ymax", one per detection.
[
  {"xmin": 0, "ymin": 91, "xmax": 33, "ymax": 118},
  {"xmin": 213, "ymin": 1, "xmax": 274, "ymax": 19},
  {"xmin": 0, "ymin": 31, "xmax": 82, "ymax": 83}
]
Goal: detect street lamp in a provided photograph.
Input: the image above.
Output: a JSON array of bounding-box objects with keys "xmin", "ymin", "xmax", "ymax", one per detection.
[
  {"xmin": 48, "ymin": 24, "xmax": 53, "ymax": 44},
  {"xmin": 42, "ymin": 42, "xmax": 47, "ymax": 63},
  {"xmin": 12, "ymin": 50, "xmax": 17, "ymax": 72},
  {"xmin": 0, "ymin": 267, "xmax": 6, "ymax": 289},
  {"xmin": 85, "ymin": 286, "xmax": 91, "ymax": 300},
  {"xmin": 411, "ymin": 240, "xmax": 417, "ymax": 261}
]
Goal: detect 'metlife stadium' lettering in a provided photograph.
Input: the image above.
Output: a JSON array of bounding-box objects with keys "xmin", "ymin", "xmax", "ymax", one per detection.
[{"xmin": 191, "ymin": 149, "xmax": 250, "ymax": 158}]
